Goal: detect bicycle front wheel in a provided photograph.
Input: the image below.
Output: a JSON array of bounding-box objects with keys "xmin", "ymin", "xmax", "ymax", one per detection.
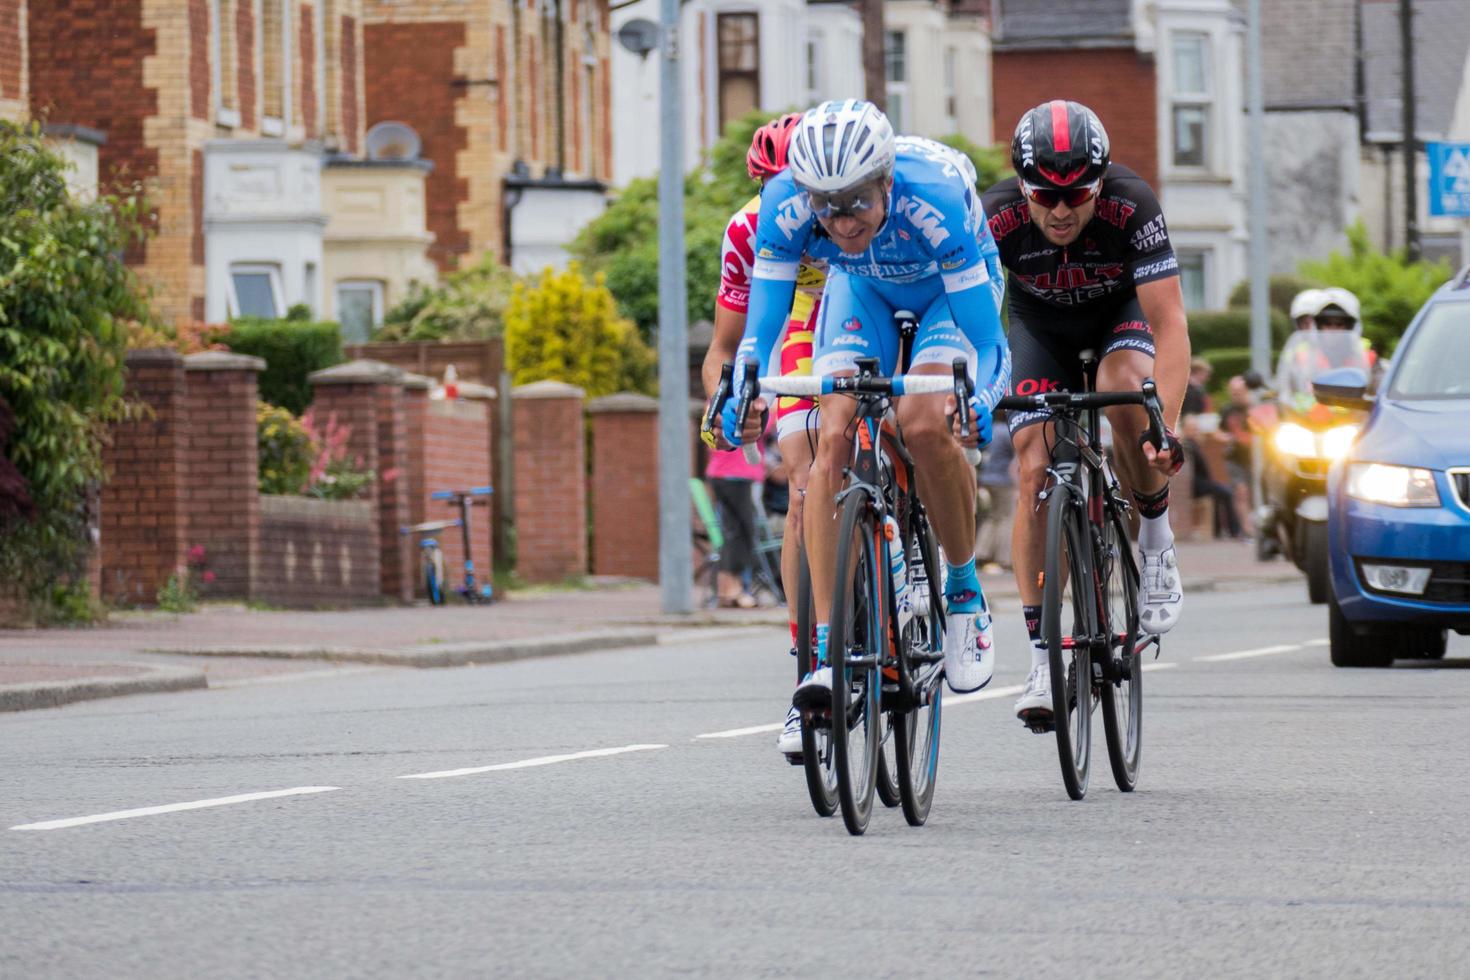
[
  {"xmin": 795, "ymin": 549, "xmax": 838, "ymax": 818},
  {"xmin": 1043, "ymin": 486, "xmax": 1094, "ymax": 801},
  {"xmin": 1099, "ymin": 503, "xmax": 1143, "ymax": 791},
  {"xmin": 830, "ymin": 489, "xmax": 885, "ymax": 836},
  {"xmin": 894, "ymin": 515, "xmax": 943, "ymax": 827}
]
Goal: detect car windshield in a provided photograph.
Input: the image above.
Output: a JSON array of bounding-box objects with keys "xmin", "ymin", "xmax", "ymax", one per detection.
[{"xmin": 1388, "ymin": 302, "xmax": 1470, "ymax": 399}]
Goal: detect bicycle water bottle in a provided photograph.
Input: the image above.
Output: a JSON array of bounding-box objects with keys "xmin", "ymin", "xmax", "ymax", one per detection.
[
  {"xmin": 908, "ymin": 537, "xmax": 931, "ymax": 621},
  {"xmin": 884, "ymin": 515, "xmax": 913, "ymax": 630}
]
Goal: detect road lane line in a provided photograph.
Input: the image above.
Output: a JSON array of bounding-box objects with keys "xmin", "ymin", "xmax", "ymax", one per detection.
[
  {"xmin": 398, "ymin": 744, "xmax": 668, "ymax": 780},
  {"xmin": 697, "ymin": 724, "xmax": 782, "ymax": 739},
  {"xmin": 947, "ymin": 683, "xmax": 1025, "ymax": 706},
  {"xmin": 1195, "ymin": 643, "xmax": 1300, "ymax": 663},
  {"xmin": 1142, "ymin": 662, "xmax": 1178, "ymax": 671},
  {"xmin": 1303, "ymin": 638, "xmax": 1329, "ymax": 647},
  {"xmin": 10, "ymin": 787, "xmax": 340, "ymax": 831}
]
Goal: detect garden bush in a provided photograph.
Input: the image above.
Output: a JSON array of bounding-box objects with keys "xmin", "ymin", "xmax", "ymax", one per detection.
[
  {"xmin": 257, "ymin": 401, "xmax": 314, "ymax": 494},
  {"xmin": 226, "ymin": 317, "xmax": 344, "ymax": 414}
]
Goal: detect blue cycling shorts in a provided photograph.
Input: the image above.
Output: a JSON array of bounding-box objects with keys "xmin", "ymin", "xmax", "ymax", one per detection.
[{"xmin": 812, "ymin": 270, "xmax": 978, "ymax": 381}]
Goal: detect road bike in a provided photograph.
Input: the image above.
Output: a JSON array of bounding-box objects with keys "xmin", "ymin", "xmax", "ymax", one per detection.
[
  {"xmin": 995, "ymin": 353, "xmax": 1167, "ymax": 799},
  {"xmin": 401, "ymin": 486, "xmax": 495, "ymax": 605},
  {"xmin": 727, "ymin": 326, "xmax": 969, "ymax": 835}
]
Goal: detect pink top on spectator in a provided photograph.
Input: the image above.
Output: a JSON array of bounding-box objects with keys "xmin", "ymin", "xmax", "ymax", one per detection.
[{"xmin": 705, "ymin": 445, "xmax": 764, "ymax": 481}]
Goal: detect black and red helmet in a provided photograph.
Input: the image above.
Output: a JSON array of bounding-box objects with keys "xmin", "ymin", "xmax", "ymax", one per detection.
[
  {"xmin": 746, "ymin": 112, "xmax": 803, "ymax": 183},
  {"xmin": 1011, "ymin": 100, "xmax": 1111, "ymax": 189}
]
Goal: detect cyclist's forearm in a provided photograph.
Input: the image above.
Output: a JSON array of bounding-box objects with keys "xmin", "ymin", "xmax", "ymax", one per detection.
[
  {"xmin": 739, "ymin": 274, "xmax": 798, "ymax": 375},
  {"xmin": 704, "ymin": 305, "xmax": 747, "ymax": 398},
  {"xmin": 972, "ymin": 342, "xmax": 1012, "ymax": 412},
  {"xmin": 1151, "ymin": 313, "xmax": 1192, "ymax": 429}
]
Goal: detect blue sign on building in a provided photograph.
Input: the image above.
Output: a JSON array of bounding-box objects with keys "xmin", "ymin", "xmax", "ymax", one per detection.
[{"xmin": 1427, "ymin": 142, "xmax": 1470, "ymax": 217}]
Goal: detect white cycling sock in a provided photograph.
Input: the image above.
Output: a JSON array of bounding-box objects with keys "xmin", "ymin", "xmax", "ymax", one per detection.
[{"xmin": 1138, "ymin": 512, "xmax": 1174, "ymax": 553}]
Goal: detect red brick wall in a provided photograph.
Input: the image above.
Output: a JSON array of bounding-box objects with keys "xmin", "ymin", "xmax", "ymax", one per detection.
[
  {"xmin": 184, "ymin": 361, "xmax": 263, "ymax": 600},
  {"xmin": 415, "ymin": 399, "xmax": 494, "ymax": 597},
  {"xmin": 495, "ymin": 24, "xmax": 508, "ymax": 152},
  {"xmin": 589, "ymin": 401, "xmax": 659, "ymax": 580},
  {"xmin": 341, "ymin": 15, "xmax": 359, "ymax": 154},
  {"xmin": 991, "ymin": 48, "xmax": 1159, "ymax": 191},
  {"xmin": 374, "ymin": 382, "xmax": 412, "ymax": 601},
  {"xmin": 256, "ymin": 496, "xmax": 380, "ymax": 607},
  {"xmin": 0, "ymin": 0, "xmax": 21, "ymax": 101},
  {"xmin": 364, "ymin": 20, "xmax": 467, "ymax": 270},
  {"xmin": 238, "ymin": 0, "xmax": 256, "ymax": 129},
  {"xmin": 301, "ymin": 3, "xmax": 317, "ymax": 138},
  {"xmin": 28, "ymin": 0, "xmax": 158, "ymax": 198},
  {"xmin": 513, "ymin": 384, "xmax": 586, "ymax": 583},
  {"xmin": 101, "ymin": 351, "xmax": 189, "ymax": 605},
  {"xmin": 190, "ymin": 0, "xmax": 210, "ymax": 119},
  {"xmin": 192, "ymin": 148, "xmax": 205, "ymax": 265}
]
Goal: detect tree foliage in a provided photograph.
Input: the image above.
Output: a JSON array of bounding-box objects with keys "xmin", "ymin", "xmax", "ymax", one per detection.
[
  {"xmin": 933, "ymin": 133, "xmax": 1013, "ymax": 190},
  {"xmin": 504, "ymin": 263, "xmax": 655, "ymax": 397},
  {"xmin": 373, "ymin": 252, "xmax": 519, "ymax": 342},
  {"xmin": 1297, "ymin": 221, "xmax": 1453, "ymax": 354}
]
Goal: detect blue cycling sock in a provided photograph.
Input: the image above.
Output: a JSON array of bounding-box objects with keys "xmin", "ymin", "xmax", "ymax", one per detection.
[
  {"xmin": 944, "ymin": 557, "xmax": 982, "ymax": 613},
  {"xmin": 814, "ymin": 623, "xmax": 830, "ymax": 668}
]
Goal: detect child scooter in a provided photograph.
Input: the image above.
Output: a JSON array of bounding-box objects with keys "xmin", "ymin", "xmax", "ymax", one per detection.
[{"xmin": 401, "ymin": 486, "xmax": 494, "ymax": 604}]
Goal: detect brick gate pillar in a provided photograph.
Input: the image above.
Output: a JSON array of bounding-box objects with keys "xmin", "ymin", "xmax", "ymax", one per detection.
[
  {"xmin": 588, "ymin": 393, "xmax": 659, "ymax": 581},
  {"xmin": 183, "ymin": 351, "xmax": 266, "ymax": 600},
  {"xmin": 512, "ymin": 381, "xmax": 586, "ymax": 583}
]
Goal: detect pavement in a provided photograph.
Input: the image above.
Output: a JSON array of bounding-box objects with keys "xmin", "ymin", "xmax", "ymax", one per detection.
[{"xmin": 0, "ymin": 538, "xmax": 1298, "ymax": 712}]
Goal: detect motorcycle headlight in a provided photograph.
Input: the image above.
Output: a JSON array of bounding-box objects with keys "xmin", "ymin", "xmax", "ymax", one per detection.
[
  {"xmin": 1321, "ymin": 424, "xmax": 1360, "ymax": 460},
  {"xmin": 1346, "ymin": 463, "xmax": 1441, "ymax": 507},
  {"xmin": 1273, "ymin": 422, "xmax": 1317, "ymax": 458}
]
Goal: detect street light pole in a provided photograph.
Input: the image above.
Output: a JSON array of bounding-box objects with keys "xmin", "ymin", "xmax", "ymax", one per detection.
[
  {"xmin": 1246, "ymin": 0, "xmax": 1270, "ymax": 378},
  {"xmin": 1401, "ymin": 0, "xmax": 1420, "ymax": 260},
  {"xmin": 657, "ymin": 0, "xmax": 692, "ymax": 614}
]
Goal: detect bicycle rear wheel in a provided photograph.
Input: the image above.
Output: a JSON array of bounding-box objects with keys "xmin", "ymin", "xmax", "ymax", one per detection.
[
  {"xmin": 1043, "ymin": 486, "xmax": 1094, "ymax": 801},
  {"xmin": 830, "ymin": 489, "xmax": 884, "ymax": 836},
  {"xmin": 795, "ymin": 550, "xmax": 838, "ymax": 818},
  {"xmin": 894, "ymin": 515, "xmax": 943, "ymax": 827},
  {"xmin": 1099, "ymin": 503, "xmax": 1143, "ymax": 791}
]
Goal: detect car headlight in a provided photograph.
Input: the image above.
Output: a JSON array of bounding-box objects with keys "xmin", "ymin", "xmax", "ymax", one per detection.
[
  {"xmin": 1273, "ymin": 422, "xmax": 1317, "ymax": 458},
  {"xmin": 1345, "ymin": 463, "xmax": 1441, "ymax": 507},
  {"xmin": 1321, "ymin": 424, "xmax": 1360, "ymax": 460}
]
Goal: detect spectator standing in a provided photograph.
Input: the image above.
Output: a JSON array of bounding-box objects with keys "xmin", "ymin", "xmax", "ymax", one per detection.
[
  {"xmin": 1217, "ymin": 374, "xmax": 1256, "ymax": 533},
  {"xmin": 1181, "ymin": 358, "xmax": 1214, "ymax": 417},
  {"xmin": 706, "ymin": 442, "xmax": 764, "ymax": 608}
]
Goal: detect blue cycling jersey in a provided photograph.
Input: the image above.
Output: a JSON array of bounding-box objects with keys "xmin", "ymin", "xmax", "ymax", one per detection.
[{"xmin": 735, "ymin": 137, "xmax": 1005, "ymax": 387}]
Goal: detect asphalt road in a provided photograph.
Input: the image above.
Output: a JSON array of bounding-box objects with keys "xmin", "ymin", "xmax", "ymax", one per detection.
[{"xmin": 4, "ymin": 584, "xmax": 1469, "ymax": 978}]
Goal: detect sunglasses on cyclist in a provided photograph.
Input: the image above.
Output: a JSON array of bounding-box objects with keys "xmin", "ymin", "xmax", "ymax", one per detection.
[
  {"xmin": 806, "ymin": 181, "xmax": 886, "ymax": 219},
  {"xmin": 1021, "ymin": 180, "xmax": 1101, "ymax": 210}
]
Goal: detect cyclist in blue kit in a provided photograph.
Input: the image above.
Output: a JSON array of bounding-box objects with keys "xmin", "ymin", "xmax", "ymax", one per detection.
[{"xmin": 722, "ymin": 99, "xmax": 1010, "ymax": 701}]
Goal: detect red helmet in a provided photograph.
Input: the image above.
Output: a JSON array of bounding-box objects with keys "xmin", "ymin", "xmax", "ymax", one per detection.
[
  {"xmin": 1011, "ymin": 100, "xmax": 1110, "ymax": 189},
  {"xmin": 746, "ymin": 113, "xmax": 802, "ymax": 183}
]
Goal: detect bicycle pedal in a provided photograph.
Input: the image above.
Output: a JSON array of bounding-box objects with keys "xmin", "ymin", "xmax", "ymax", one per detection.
[
  {"xmin": 1019, "ymin": 709, "xmax": 1055, "ymax": 734},
  {"xmin": 784, "ymin": 752, "xmax": 803, "ymax": 767}
]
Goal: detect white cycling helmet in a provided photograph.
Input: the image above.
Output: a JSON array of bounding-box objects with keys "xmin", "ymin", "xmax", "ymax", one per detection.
[
  {"xmin": 787, "ymin": 100, "xmax": 896, "ymax": 194},
  {"xmin": 1288, "ymin": 288, "xmax": 1327, "ymax": 322}
]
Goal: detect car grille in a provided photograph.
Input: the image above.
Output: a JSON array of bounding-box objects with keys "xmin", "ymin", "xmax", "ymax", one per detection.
[
  {"xmin": 1449, "ymin": 468, "xmax": 1470, "ymax": 513},
  {"xmin": 1358, "ymin": 559, "xmax": 1470, "ymax": 604}
]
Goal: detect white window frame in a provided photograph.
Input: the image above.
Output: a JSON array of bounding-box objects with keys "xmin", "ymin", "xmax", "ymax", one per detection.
[
  {"xmin": 228, "ymin": 263, "xmax": 286, "ymax": 318},
  {"xmin": 1176, "ymin": 248, "xmax": 1210, "ymax": 311},
  {"xmin": 943, "ymin": 47, "xmax": 957, "ymax": 132},
  {"xmin": 335, "ymin": 279, "xmax": 384, "ymax": 340},
  {"xmin": 805, "ymin": 33, "xmax": 822, "ymax": 104},
  {"xmin": 1169, "ymin": 31, "xmax": 1212, "ymax": 172},
  {"xmin": 885, "ymin": 31, "xmax": 907, "ymax": 133}
]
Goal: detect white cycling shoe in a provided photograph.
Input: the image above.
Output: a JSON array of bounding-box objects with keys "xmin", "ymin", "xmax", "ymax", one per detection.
[
  {"xmin": 943, "ymin": 595, "xmax": 995, "ymax": 693},
  {"xmin": 776, "ymin": 705, "xmax": 803, "ymax": 755},
  {"xmin": 1015, "ymin": 663, "xmax": 1052, "ymax": 727},
  {"xmin": 791, "ymin": 666, "xmax": 833, "ymax": 712},
  {"xmin": 1138, "ymin": 544, "xmax": 1184, "ymax": 635}
]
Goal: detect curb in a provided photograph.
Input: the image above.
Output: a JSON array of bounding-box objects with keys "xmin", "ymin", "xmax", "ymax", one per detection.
[
  {"xmin": 0, "ymin": 664, "xmax": 208, "ymax": 713},
  {"xmin": 144, "ymin": 628, "xmax": 663, "ymax": 668}
]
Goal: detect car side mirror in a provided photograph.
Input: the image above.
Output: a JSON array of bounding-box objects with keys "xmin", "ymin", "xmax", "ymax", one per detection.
[{"xmin": 1312, "ymin": 367, "xmax": 1373, "ymax": 410}]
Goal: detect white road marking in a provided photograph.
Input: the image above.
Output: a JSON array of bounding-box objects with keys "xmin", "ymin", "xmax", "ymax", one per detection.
[
  {"xmin": 1142, "ymin": 661, "xmax": 1178, "ymax": 672},
  {"xmin": 398, "ymin": 744, "xmax": 668, "ymax": 780},
  {"xmin": 947, "ymin": 683, "xmax": 1025, "ymax": 706},
  {"xmin": 11, "ymin": 787, "xmax": 340, "ymax": 831},
  {"xmin": 697, "ymin": 724, "xmax": 783, "ymax": 739},
  {"xmin": 1303, "ymin": 638, "xmax": 1330, "ymax": 647},
  {"xmin": 1195, "ymin": 643, "xmax": 1300, "ymax": 663}
]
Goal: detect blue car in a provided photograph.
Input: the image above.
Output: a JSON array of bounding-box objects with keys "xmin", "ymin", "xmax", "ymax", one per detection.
[{"xmin": 1314, "ymin": 267, "xmax": 1470, "ymax": 666}]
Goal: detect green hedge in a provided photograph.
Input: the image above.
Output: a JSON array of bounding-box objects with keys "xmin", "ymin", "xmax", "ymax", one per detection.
[
  {"xmin": 1188, "ymin": 308, "xmax": 1293, "ymax": 352},
  {"xmin": 226, "ymin": 318, "xmax": 344, "ymax": 415},
  {"xmin": 1196, "ymin": 346, "xmax": 1255, "ymax": 385}
]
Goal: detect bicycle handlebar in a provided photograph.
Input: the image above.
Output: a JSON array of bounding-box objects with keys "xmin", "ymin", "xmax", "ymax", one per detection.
[
  {"xmin": 429, "ymin": 486, "xmax": 493, "ymax": 502},
  {"xmin": 995, "ymin": 379, "xmax": 1169, "ymax": 451}
]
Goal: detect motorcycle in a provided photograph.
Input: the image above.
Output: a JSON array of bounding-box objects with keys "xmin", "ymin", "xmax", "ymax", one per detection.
[{"xmin": 1251, "ymin": 329, "xmax": 1371, "ymax": 604}]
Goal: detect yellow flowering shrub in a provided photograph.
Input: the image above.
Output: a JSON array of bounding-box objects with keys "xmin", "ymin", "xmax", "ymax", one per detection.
[{"xmin": 256, "ymin": 401, "xmax": 313, "ymax": 495}]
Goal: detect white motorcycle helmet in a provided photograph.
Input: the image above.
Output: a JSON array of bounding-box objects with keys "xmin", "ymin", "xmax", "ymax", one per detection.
[
  {"xmin": 786, "ymin": 100, "xmax": 896, "ymax": 193},
  {"xmin": 1288, "ymin": 288, "xmax": 1328, "ymax": 324}
]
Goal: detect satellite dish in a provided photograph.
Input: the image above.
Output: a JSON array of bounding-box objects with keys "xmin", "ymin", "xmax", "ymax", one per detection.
[
  {"xmin": 365, "ymin": 121, "xmax": 422, "ymax": 162},
  {"xmin": 617, "ymin": 19, "xmax": 660, "ymax": 58}
]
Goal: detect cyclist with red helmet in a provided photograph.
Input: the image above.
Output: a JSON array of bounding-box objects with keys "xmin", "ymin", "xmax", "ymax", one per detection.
[
  {"xmin": 979, "ymin": 100, "xmax": 1192, "ymax": 729},
  {"xmin": 701, "ymin": 112, "xmax": 828, "ymax": 759}
]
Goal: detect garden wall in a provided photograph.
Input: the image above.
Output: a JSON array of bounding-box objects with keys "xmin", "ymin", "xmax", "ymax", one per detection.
[{"xmin": 256, "ymin": 496, "xmax": 380, "ymax": 607}]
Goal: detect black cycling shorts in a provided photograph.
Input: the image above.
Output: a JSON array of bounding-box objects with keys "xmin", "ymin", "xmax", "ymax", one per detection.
[{"xmin": 1005, "ymin": 294, "xmax": 1156, "ymax": 434}]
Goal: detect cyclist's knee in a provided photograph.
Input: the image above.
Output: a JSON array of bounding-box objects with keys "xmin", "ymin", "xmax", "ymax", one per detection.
[{"xmin": 1096, "ymin": 349, "xmax": 1151, "ymax": 392}]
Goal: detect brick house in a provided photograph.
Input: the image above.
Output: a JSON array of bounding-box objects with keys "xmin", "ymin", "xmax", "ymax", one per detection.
[
  {"xmin": 991, "ymin": 0, "xmax": 1248, "ymax": 309},
  {"xmin": 361, "ymin": 0, "xmax": 616, "ymax": 276},
  {"xmin": 0, "ymin": 0, "xmax": 25, "ymax": 123}
]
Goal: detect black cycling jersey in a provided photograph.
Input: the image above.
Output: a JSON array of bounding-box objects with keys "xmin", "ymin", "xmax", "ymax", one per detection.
[{"xmin": 980, "ymin": 164, "xmax": 1178, "ymax": 311}]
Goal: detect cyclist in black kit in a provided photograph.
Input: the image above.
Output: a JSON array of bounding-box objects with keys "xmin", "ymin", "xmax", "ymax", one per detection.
[{"xmin": 980, "ymin": 100, "xmax": 1191, "ymax": 728}]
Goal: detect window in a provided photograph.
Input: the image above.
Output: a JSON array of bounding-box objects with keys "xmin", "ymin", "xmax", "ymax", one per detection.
[
  {"xmin": 335, "ymin": 280, "xmax": 383, "ymax": 343},
  {"xmin": 1178, "ymin": 251, "xmax": 1207, "ymax": 310},
  {"xmin": 583, "ymin": 15, "xmax": 598, "ymax": 176},
  {"xmin": 884, "ymin": 31, "xmax": 906, "ymax": 132},
  {"xmin": 943, "ymin": 48, "xmax": 957, "ymax": 128},
  {"xmin": 717, "ymin": 14, "xmax": 760, "ymax": 131},
  {"xmin": 212, "ymin": 0, "xmax": 240, "ymax": 127},
  {"xmin": 1170, "ymin": 32, "xmax": 1211, "ymax": 169},
  {"xmin": 805, "ymin": 37, "xmax": 820, "ymax": 102},
  {"xmin": 229, "ymin": 264, "xmax": 284, "ymax": 318},
  {"xmin": 261, "ymin": 0, "xmax": 289, "ymax": 135}
]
